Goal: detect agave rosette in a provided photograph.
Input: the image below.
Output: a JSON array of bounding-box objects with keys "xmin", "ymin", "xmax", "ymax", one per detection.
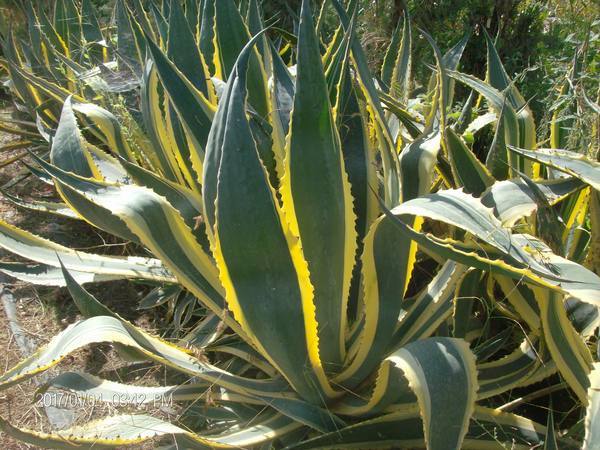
[{"xmin": 0, "ymin": 0, "xmax": 598, "ymax": 448}]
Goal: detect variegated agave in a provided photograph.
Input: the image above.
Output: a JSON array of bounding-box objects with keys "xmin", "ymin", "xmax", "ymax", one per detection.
[{"xmin": 0, "ymin": 0, "xmax": 599, "ymax": 448}]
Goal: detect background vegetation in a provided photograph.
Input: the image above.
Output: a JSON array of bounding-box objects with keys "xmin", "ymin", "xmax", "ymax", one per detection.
[
  {"xmin": 356, "ymin": 0, "xmax": 599, "ymax": 153},
  {"xmin": 1, "ymin": 0, "xmax": 597, "ymax": 151}
]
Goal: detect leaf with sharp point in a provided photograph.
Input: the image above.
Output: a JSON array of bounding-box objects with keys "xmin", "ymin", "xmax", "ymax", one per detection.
[{"xmin": 508, "ymin": 147, "xmax": 600, "ymax": 191}]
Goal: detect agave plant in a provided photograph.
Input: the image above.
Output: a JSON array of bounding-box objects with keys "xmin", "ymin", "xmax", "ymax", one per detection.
[{"xmin": 0, "ymin": 0, "xmax": 599, "ymax": 448}]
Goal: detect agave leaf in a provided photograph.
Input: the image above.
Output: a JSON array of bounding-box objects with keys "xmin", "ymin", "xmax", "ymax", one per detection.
[
  {"xmin": 0, "ymin": 414, "xmax": 187, "ymax": 449},
  {"xmin": 382, "ymin": 206, "xmax": 539, "ymax": 281},
  {"xmin": 118, "ymin": 157, "xmax": 208, "ymax": 248},
  {"xmin": 583, "ymin": 363, "xmax": 600, "ymax": 450},
  {"xmin": 80, "ymin": 0, "xmax": 103, "ymax": 45},
  {"xmin": 145, "ymin": 31, "xmax": 214, "ymax": 172},
  {"xmin": 0, "ymin": 262, "xmax": 119, "ymax": 287},
  {"xmin": 448, "ymin": 69, "xmax": 520, "ymax": 176},
  {"xmin": 384, "ymin": 191, "xmax": 600, "ymax": 305},
  {"xmin": 516, "ymin": 170, "xmax": 565, "ymax": 254},
  {"xmin": 324, "ymin": 17, "xmax": 353, "ymax": 117},
  {"xmin": 7, "ymin": 60, "xmax": 84, "ymax": 108},
  {"xmin": 392, "ymin": 189, "xmax": 558, "ymax": 278},
  {"xmin": 445, "ymin": 127, "xmax": 494, "ymax": 196},
  {"xmin": 166, "ymin": 0, "xmax": 211, "ymax": 97},
  {"xmin": 477, "ymin": 336, "xmax": 548, "ymax": 399},
  {"xmin": 420, "ymin": 29, "xmax": 447, "ymax": 131},
  {"xmin": 508, "ymin": 147, "xmax": 600, "ymax": 191},
  {"xmin": 484, "ymin": 29, "xmax": 536, "ymax": 154},
  {"xmin": 302, "ymin": 353, "xmax": 536, "ymax": 450},
  {"xmin": 588, "ymin": 189, "xmax": 600, "ymax": 274},
  {"xmin": 561, "ymin": 187, "xmax": 589, "ymax": 262},
  {"xmin": 279, "ymin": 0, "xmax": 357, "ymax": 368},
  {"xmin": 379, "ymin": 91, "xmax": 424, "ymax": 139},
  {"xmin": 386, "ymin": 338, "xmax": 477, "ymax": 450},
  {"xmin": 0, "ymin": 315, "xmax": 289, "ymax": 397},
  {"xmin": 0, "ymin": 412, "xmax": 301, "ymax": 449},
  {"xmin": 203, "ymin": 29, "xmax": 336, "ymax": 403},
  {"xmin": 53, "ymin": 0, "xmax": 82, "ymax": 53},
  {"xmin": 2, "ymin": 32, "xmax": 44, "ymax": 116},
  {"xmin": 399, "ymin": 131, "xmax": 442, "ymax": 201},
  {"xmin": 0, "ymin": 218, "xmax": 173, "ymax": 282},
  {"xmin": 22, "ymin": 3, "xmax": 55, "ymax": 66},
  {"xmin": 165, "ymin": 3, "xmax": 216, "ymax": 192},
  {"xmin": 149, "ymin": 2, "xmax": 168, "ymax": 44},
  {"xmin": 289, "ymin": 405, "xmax": 575, "ymax": 449},
  {"xmin": 30, "ymin": 154, "xmax": 231, "ymax": 330},
  {"xmin": 423, "ymin": 33, "xmax": 470, "ymax": 120},
  {"xmin": 429, "ymin": 32, "xmax": 470, "ymax": 116},
  {"xmin": 140, "ymin": 61, "xmax": 187, "ymax": 183},
  {"xmin": 50, "ymin": 97, "xmax": 100, "ymax": 178},
  {"xmin": 481, "ymin": 177, "xmax": 583, "ymax": 227},
  {"xmin": 72, "ymin": 102, "xmax": 136, "ymax": 162},
  {"xmin": 210, "ymin": 341, "xmax": 277, "ymax": 377},
  {"xmin": 494, "ymin": 275, "xmax": 540, "ymax": 330},
  {"xmin": 176, "ymin": 412, "xmax": 301, "ymax": 448},
  {"xmin": 256, "ymin": 396, "xmax": 345, "ymax": 433},
  {"xmin": 45, "ymin": 106, "xmax": 142, "ymax": 242},
  {"xmin": 451, "ymin": 269, "xmax": 481, "ymax": 340},
  {"xmin": 337, "ymin": 336, "xmax": 477, "ymax": 446},
  {"xmin": 86, "ymin": 143, "xmax": 129, "ymax": 183},
  {"xmin": 131, "ymin": 0, "xmax": 156, "ymax": 41},
  {"xmin": 511, "ymin": 234, "xmax": 600, "ymax": 306},
  {"xmin": 59, "ymin": 181, "xmax": 141, "ymax": 243},
  {"xmin": 213, "ymin": 0, "xmax": 269, "ymax": 118},
  {"xmin": 332, "ymin": 363, "xmax": 415, "ymax": 417},
  {"xmin": 339, "ymin": 77, "xmax": 379, "ymax": 240},
  {"xmin": 246, "ymin": 0, "xmax": 270, "ymax": 68},
  {"xmin": 454, "ymin": 90, "xmax": 475, "ymax": 134},
  {"xmin": 162, "ymin": 49, "xmax": 210, "ymax": 193},
  {"xmin": 463, "ymin": 111, "xmax": 496, "ymax": 137},
  {"xmin": 269, "ymin": 39, "xmax": 295, "ymax": 140},
  {"xmin": 37, "ymin": 5, "xmax": 69, "ymax": 57},
  {"xmin": 288, "ymin": 407, "xmax": 425, "ymax": 449},
  {"xmin": 180, "ymin": 312, "xmax": 224, "ymax": 348},
  {"xmin": 338, "ymin": 76, "xmax": 380, "ymax": 319},
  {"xmin": 331, "ymin": 0, "xmax": 400, "ymax": 207},
  {"xmin": 336, "ymin": 216, "xmax": 420, "ymax": 387},
  {"xmin": 138, "ymin": 285, "xmax": 180, "ymax": 310},
  {"xmin": 45, "ymin": 372, "xmax": 341, "ymax": 433},
  {"xmin": 565, "ymin": 297, "xmax": 600, "ymax": 338},
  {"xmin": 470, "ymin": 407, "xmax": 578, "ymax": 450},
  {"xmin": 381, "ymin": 0, "xmax": 411, "ymax": 101},
  {"xmin": 30, "ymin": 269, "xmax": 340, "ymax": 432},
  {"xmin": 23, "ymin": 6, "xmax": 67, "ymax": 85},
  {"xmin": 535, "ymin": 287, "xmax": 593, "ymax": 404},
  {"xmin": 421, "ymin": 31, "xmax": 466, "ymax": 133},
  {"xmin": 486, "ymin": 102, "xmax": 511, "ymax": 180},
  {"xmin": 114, "ymin": 0, "xmax": 145, "ymax": 74},
  {"xmin": 0, "ymin": 189, "xmax": 79, "ymax": 219},
  {"xmin": 184, "ymin": 0, "xmax": 200, "ymax": 37},
  {"xmin": 199, "ymin": 0, "xmax": 217, "ymax": 76},
  {"xmin": 59, "ymin": 260, "xmax": 123, "ymax": 320},
  {"xmin": 391, "ymin": 261, "xmax": 466, "ymax": 348}
]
